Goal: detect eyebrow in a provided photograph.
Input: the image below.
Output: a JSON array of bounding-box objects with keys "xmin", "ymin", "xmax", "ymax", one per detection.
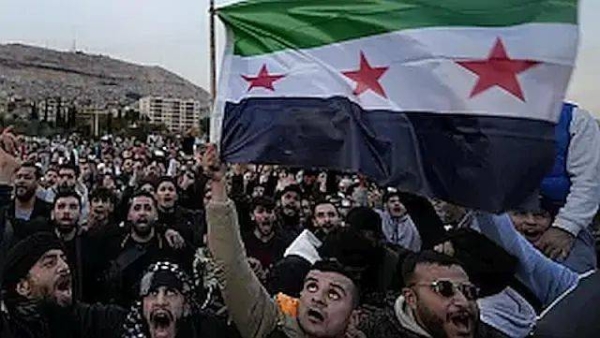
[
  {"xmin": 330, "ymin": 283, "xmax": 348, "ymax": 296},
  {"xmin": 305, "ymin": 277, "xmax": 318, "ymax": 284}
]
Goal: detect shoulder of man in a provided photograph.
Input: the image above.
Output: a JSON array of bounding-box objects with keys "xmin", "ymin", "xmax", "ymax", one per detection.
[
  {"xmin": 357, "ymin": 304, "xmax": 419, "ymax": 338},
  {"xmin": 72, "ymin": 302, "xmax": 127, "ymax": 337}
]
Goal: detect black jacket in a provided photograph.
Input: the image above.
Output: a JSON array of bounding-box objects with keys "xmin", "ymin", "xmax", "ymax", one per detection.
[
  {"xmin": 158, "ymin": 206, "xmax": 205, "ymax": 248},
  {"xmin": 1, "ymin": 298, "xmax": 126, "ymax": 338},
  {"xmin": 359, "ymin": 299, "xmax": 508, "ymax": 338}
]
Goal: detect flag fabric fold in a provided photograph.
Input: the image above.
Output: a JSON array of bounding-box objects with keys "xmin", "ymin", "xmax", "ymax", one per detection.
[{"xmin": 212, "ymin": 0, "xmax": 579, "ymax": 212}]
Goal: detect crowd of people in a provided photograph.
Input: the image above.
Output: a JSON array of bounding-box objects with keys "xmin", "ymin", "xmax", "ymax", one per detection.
[{"xmin": 0, "ymin": 103, "xmax": 599, "ymax": 338}]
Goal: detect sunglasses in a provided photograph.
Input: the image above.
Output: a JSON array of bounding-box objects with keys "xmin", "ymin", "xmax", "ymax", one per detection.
[{"xmin": 410, "ymin": 279, "xmax": 480, "ymax": 301}]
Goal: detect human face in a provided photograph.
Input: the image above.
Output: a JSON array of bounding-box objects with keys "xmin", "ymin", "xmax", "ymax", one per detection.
[
  {"xmin": 300, "ymin": 200, "xmax": 312, "ymax": 219},
  {"xmin": 303, "ymin": 173, "xmax": 318, "ymax": 186},
  {"xmin": 156, "ymin": 182, "xmax": 178, "ymax": 210},
  {"xmin": 386, "ymin": 196, "xmax": 406, "ymax": 218},
  {"xmin": 14, "ymin": 167, "xmax": 38, "ymax": 201},
  {"xmin": 140, "ymin": 183, "xmax": 156, "ymax": 195},
  {"xmin": 404, "ymin": 264, "xmax": 479, "ymax": 338},
  {"xmin": 102, "ymin": 175, "xmax": 116, "ymax": 190},
  {"xmin": 44, "ymin": 170, "xmax": 58, "ymax": 187},
  {"xmin": 91, "ymin": 197, "xmax": 113, "ymax": 222},
  {"xmin": 52, "ymin": 197, "xmax": 80, "ymax": 233},
  {"xmin": 509, "ymin": 210, "xmax": 552, "ymax": 243},
  {"xmin": 123, "ymin": 159, "xmax": 134, "ymax": 174},
  {"xmin": 252, "ymin": 205, "xmax": 276, "ymax": 237},
  {"xmin": 281, "ymin": 191, "xmax": 301, "ymax": 217},
  {"xmin": 79, "ymin": 162, "xmax": 91, "ymax": 179},
  {"xmin": 252, "ymin": 186, "xmax": 265, "ymax": 198},
  {"xmin": 18, "ymin": 249, "xmax": 72, "ymax": 307},
  {"xmin": 143, "ymin": 286, "xmax": 186, "ymax": 338},
  {"xmin": 313, "ymin": 203, "xmax": 341, "ymax": 235},
  {"xmin": 128, "ymin": 196, "xmax": 158, "ymax": 236},
  {"xmin": 58, "ymin": 168, "xmax": 77, "ymax": 189},
  {"xmin": 298, "ymin": 270, "xmax": 356, "ymax": 338}
]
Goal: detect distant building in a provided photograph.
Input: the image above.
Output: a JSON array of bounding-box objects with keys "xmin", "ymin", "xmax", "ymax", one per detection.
[
  {"xmin": 0, "ymin": 97, "xmax": 6, "ymax": 115},
  {"xmin": 138, "ymin": 96, "xmax": 208, "ymax": 133},
  {"xmin": 38, "ymin": 98, "xmax": 70, "ymax": 123}
]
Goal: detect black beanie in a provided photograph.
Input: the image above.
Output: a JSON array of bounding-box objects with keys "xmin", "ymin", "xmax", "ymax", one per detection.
[
  {"xmin": 3, "ymin": 232, "xmax": 64, "ymax": 289},
  {"xmin": 346, "ymin": 207, "xmax": 383, "ymax": 237}
]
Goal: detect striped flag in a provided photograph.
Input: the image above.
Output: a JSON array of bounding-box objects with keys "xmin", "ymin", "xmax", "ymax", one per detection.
[{"xmin": 212, "ymin": 0, "xmax": 579, "ymax": 212}]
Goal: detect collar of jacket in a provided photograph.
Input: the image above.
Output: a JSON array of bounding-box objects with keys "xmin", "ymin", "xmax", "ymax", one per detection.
[{"xmin": 394, "ymin": 296, "xmax": 432, "ymax": 338}]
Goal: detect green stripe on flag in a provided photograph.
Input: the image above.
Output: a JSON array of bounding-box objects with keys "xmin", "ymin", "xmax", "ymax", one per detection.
[{"xmin": 218, "ymin": 0, "xmax": 577, "ymax": 57}]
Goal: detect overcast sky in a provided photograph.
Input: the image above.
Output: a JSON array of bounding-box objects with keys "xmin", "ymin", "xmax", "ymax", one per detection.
[{"xmin": 1, "ymin": 0, "xmax": 598, "ymax": 114}]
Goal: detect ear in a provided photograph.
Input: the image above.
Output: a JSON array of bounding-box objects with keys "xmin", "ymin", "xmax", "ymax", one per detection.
[
  {"xmin": 51, "ymin": 209, "xmax": 55, "ymax": 221},
  {"xmin": 183, "ymin": 302, "xmax": 191, "ymax": 317},
  {"xmin": 16, "ymin": 279, "xmax": 31, "ymax": 298},
  {"xmin": 402, "ymin": 287, "xmax": 418, "ymax": 310}
]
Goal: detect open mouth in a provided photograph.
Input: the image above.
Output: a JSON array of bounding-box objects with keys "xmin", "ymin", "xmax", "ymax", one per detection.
[
  {"xmin": 307, "ymin": 309, "xmax": 325, "ymax": 323},
  {"xmin": 150, "ymin": 310, "xmax": 174, "ymax": 337},
  {"xmin": 56, "ymin": 275, "xmax": 72, "ymax": 291},
  {"xmin": 522, "ymin": 229, "xmax": 542, "ymax": 242},
  {"xmin": 448, "ymin": 312, "xmax": 473, "ymax": 335}
]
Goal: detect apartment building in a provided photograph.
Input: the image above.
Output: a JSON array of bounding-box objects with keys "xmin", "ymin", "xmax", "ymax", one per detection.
[{"xmin": 139, "ymin": 96, "xmax": 208, "ymax": 133}]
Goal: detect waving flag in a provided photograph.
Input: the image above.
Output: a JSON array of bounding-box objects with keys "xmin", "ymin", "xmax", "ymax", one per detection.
[{"xmin": 212, "ymin": 0, "xmax": 578, "ymax": 212}]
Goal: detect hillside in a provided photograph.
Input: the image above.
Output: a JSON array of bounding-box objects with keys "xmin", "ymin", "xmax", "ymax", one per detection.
[{"xmin": 0, "ymin": 43, "xmax": 210, "ymax": 106}]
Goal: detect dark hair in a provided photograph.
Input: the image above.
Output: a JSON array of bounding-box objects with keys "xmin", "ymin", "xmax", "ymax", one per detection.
[
  {"xmin": 311, "ymin": 257, "xmax": 362, "ymax": 307},
  {"xmin": 58, "ymin": 163, "xmax": 80, "ymax": 177},
  {"xmin": 278, "ymin": 184, "xmax": 303, "ymax": 200},
  {"xmin": 156, "ymin": 176, "xmax": 177, "ymax": 190},
  {"xmin": 90, "ymin": 187, "xmax": 117, "ymax": 205},
  {"xmin": 251, "ymin": 196, "xmax": 275, "ymax": 212},
  {"xmin": 138, "ymin": 179, "xmax": 156, "ymax": 190},
  {"xmin": 312, "ymin": 199, "xmax": 338, "ymax": 217},
  {"xmin": 53, "ymin": 188, "xmax": 81, "ymax": 208},
  {"xmin": 401, "ymin": 250, "xmax": 464, "ymax": 285},
  {"xmin": 382, "ymin": 190, "xmax": 402, "ymax": 204},
  {"xmin": 129, "ymin": 190, "xmax": 158, "ymax": 209},
  {"xmin": 16, "ymin": 161, "xmax": 42, "ymax": 179},
  {"xmin": 345, "ymin": 207, "xmax": 383, "ymax": 238}
]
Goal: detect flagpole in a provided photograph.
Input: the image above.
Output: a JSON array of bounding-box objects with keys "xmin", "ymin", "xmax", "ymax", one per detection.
[{"xmin": 209, "ymin": 0, "xmax": 217, "ymax": 106}]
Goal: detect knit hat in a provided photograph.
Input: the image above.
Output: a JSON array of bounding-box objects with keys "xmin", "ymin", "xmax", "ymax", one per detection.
[
  {"xmin": 123, "ymin": 262, "xmax": 198, "ymax": 338},
  {"xmin": 346, "ymin": 207, "xmax": 383, "ymax": 238},
  {"xmin": 3, "ymin": 232, "xmax": 64, "ymax": 289}
]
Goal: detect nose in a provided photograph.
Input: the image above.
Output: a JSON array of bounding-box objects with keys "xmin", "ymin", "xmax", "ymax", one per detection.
[
  {"xmin": 452, "ymin": 288, "xmax": 470, "ymax": 307},
  {"xmin": 57, "ymin": 256, "xmax": 70, "ymax": 274},
  {"xmin": 523, "ymin": 213, "xmax": 537, "ymax": 225},
  {"xmin": 311, "ymin": 288, "xmax": 327, "ymax": 307},
  {"xmin": 156, "ymin": 291, "xmax": 168, "ymax": 305}
]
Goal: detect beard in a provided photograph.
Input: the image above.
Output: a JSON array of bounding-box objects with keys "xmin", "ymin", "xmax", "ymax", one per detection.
[
  {"xmin": 133, "ymin": 220, "xmax": 155, "ymax": 237},
  {"xmin": 415, "ymin": 298, "xmax": 449, "ymax": 338},
  {"xmin": 15, "ymin": 186, "xmax": 36, "ymax": 201},
  {"xmin": 56, "ymin": 221, "xmax": 76, "ymax": 235}
]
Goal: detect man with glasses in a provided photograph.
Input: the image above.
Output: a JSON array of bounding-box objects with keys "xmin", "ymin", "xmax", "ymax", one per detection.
[{"xmin": 360, "ymin": 250, "xmax": 506, "ymax": 338}]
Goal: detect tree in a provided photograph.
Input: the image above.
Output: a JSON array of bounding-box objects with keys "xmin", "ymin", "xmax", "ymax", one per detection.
[
  {"xmin": 30, "ymin": 102, "xmax": 39, "ymax": 120},
  {"xmin": 69, "ymin": 105, "xmax": 77, "ymax": 129},
  {"xmin": 199, "ymin": 117, "xmax": 210, "ymax": 137},
  {"xmin": 55, "ymin": 98, "xmax": 63, "ymax": 128},
  {"xmin": 43, "ymin": 99, "xmax": 49, "ymax": 122}
]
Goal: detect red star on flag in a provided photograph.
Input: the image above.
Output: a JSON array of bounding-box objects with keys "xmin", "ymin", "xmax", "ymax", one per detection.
[
  {"xmin": 342, "ymin": 52, "xmax": 389, "ymax": 98},
  {"xmin": 242, "ymin": 64, "xmax": 286, "ymax": 92},
  {"xmin": 457, "ymin": 38, "xmax": 540, "ymax": 101}
]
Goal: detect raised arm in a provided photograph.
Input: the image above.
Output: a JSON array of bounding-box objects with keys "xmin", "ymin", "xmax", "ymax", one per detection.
[
  {"xmin": 473, "ymin": 212, "xmax": 579, "ymax": 308},
  {"xmin": 204, "ymin": 145, "xmax": 280, "ymax": 338}
]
